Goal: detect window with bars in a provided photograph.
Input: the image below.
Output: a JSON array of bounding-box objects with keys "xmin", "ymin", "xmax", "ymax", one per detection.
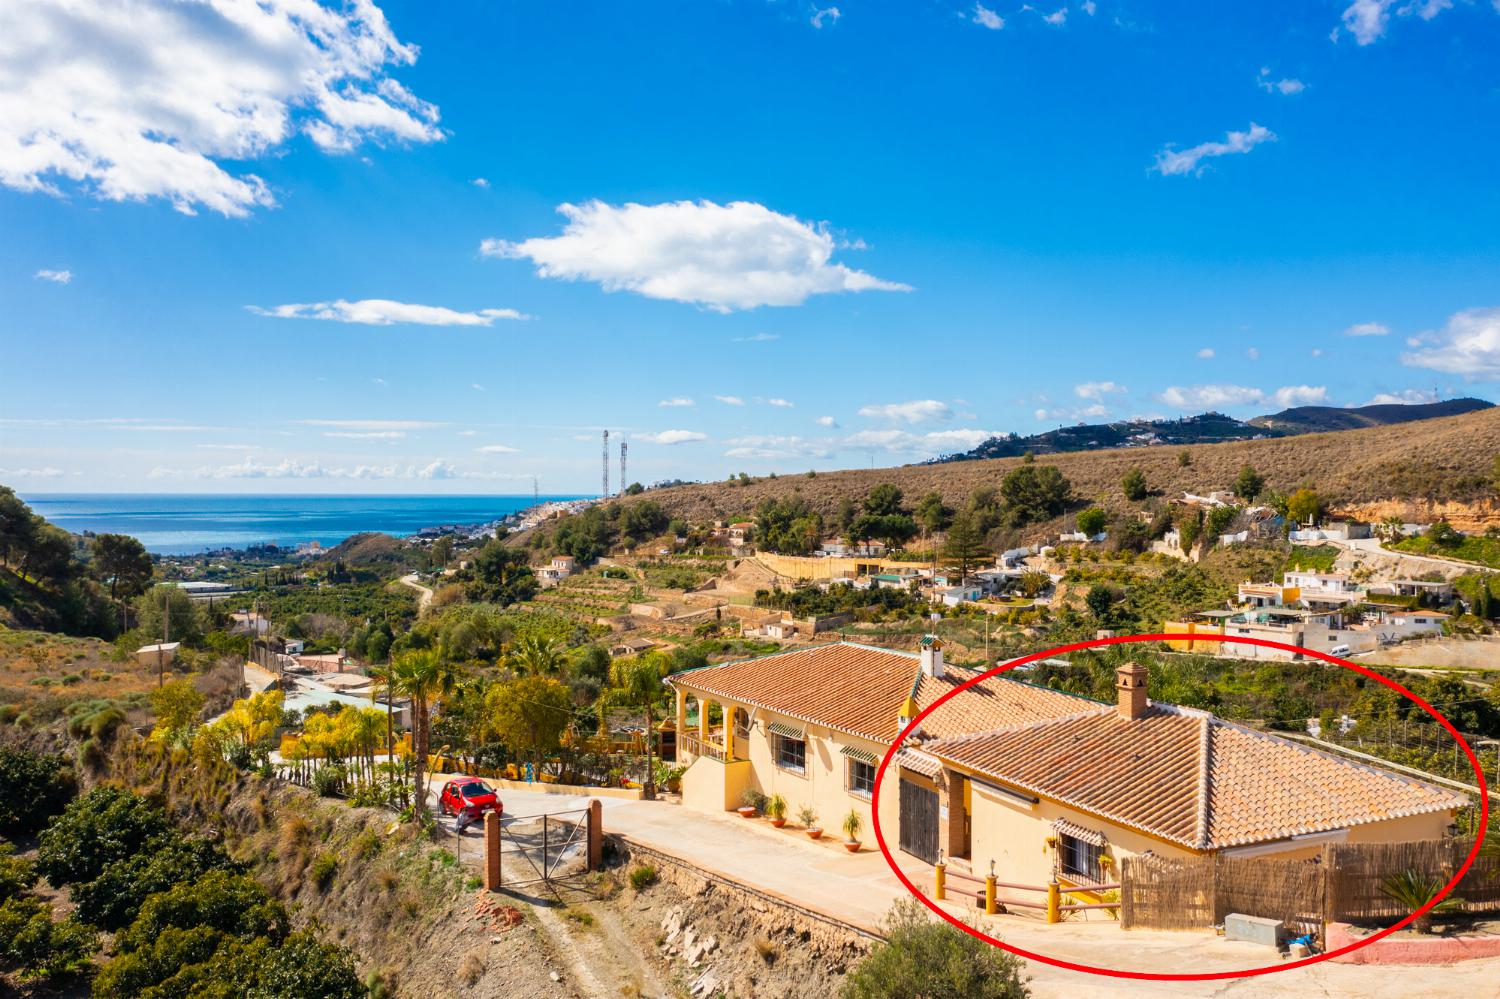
[
  {"xmin": 1059, "ymin": 833, "xmax": 1103, "ymax": 882},
  {"xmin": 772, "ymin": 733, "xmax": 806, "ymax": 774},
  {"xmin": 846, "ymin": 759, "xmax": 875, "ymax": 798}
]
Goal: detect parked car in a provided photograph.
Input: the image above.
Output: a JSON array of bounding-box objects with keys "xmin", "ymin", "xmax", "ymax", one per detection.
[{"xmin": 438, "ymin": 778, "xmax": 502, "ymax": 818}]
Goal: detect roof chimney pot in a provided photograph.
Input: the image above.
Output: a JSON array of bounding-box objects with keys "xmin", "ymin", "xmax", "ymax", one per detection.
[
  {"xmin": 1116, "ymin": 661, "xmax": 1149, "ymax": 721},
  {"xmin": 920, "ymin": 635, "xmax": 944, "ymax": 679}
]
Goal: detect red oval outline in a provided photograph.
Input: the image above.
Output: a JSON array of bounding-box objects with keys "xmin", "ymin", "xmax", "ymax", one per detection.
[{"xmin": 870, "ymin": 632, "xmax": 1490, "ymax": 981}]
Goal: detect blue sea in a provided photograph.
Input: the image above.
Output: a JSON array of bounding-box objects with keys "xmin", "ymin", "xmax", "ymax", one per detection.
[{"xmin": 20, "ymin": 494, "xmax": 584, "ymax": 555}]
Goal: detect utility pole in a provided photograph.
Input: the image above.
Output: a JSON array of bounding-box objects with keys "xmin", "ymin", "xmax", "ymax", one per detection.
[
  {"xmin": 157, "ymin": 585, "xmax": 170, "ymax": 688},
  {"xmin": 620, "ymin": 439, "xmax": 628, "ymax": 493}
]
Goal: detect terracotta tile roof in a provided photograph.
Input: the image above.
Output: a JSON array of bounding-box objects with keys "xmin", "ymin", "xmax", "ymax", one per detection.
[
  {"xmin": 928, "ymin": 705, "xmax": 1466, "ymax": 850},
  {"xmin": 667, "ymin": 643, "xmax": 1092, "ymax": 745}
]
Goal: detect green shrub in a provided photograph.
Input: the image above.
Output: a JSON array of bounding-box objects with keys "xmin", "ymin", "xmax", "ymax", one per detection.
[
  {"xmin": 0, "ymin": 748, "xmax": 76, "ymax": 838},
  {"xmin": 311, "ymin": 853, "xmax": 338, "ymax": 891},
  {"xmin": 36, "ymin": 787, "xmax": 169, "ymax": 888},
  {"xmin": 71, "ymin": 835, "xmax": 239, "ymax": 931},
  {"xmin": 840, "ymin": 898, "xmax": 1030, "ymax": 999},
  {"xmin": 0, "ymin": 896, "xmax": 96, "ymax": 980},
  {"xmin": 628, "ymin": 865, "xmax": 657, "ymax": 891}
]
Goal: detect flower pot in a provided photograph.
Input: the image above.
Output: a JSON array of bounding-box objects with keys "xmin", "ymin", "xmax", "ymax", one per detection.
[
  {"xmin": 770, "ymin": 818, "xmax": 787, "ymax": 828},
  {"xmin": 737, "ymin": 807, "xmax": 757, "ymax": 818},
  {"xmin": 806, "ymin": 828, "xmax": 823, "ymax": 840},
  {"xmin": 843, "ymin": 840, "xmax": 860, "ymax": 853}
]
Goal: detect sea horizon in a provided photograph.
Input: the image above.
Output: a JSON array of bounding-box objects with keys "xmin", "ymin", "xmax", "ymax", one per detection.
[{"xmin": 20, "ymin": 492, "xmax": 590, "ymax": 556}]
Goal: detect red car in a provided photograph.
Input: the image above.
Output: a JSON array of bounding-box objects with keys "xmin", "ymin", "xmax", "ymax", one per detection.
[{"xmin": 438, "ymin": 778, "xmax": 502, "ymax": 819}]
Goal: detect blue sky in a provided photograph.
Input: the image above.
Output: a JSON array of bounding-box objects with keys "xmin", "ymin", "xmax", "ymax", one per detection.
[{"xmin": 3, "ymin": 0, "xmax": 1499, "ymax": 495}]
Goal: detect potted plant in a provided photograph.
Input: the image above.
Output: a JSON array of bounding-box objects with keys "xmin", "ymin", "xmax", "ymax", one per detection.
[
  {"xmin": 841, "ymin": 809, "xmax": 862, "ymax": 852},
  {"xmin": 1097, "ymin": 853, "xmax": 1115, "ymax": 879},
  {"xmin": 799, "ymin": 805, "xmax": 822, "ymax": 839},
  {"xmin": 766, "ymin": 793, "xmax": 788, "ymax": 828},
  {"xmin": 737, "ymin": 788, "xmax": 765, "ymax": 819}
]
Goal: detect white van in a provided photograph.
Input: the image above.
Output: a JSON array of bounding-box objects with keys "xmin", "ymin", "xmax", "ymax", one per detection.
[{"xmin": 1329, "ymin": 644, "xmax": 1351, "ymax": 657}]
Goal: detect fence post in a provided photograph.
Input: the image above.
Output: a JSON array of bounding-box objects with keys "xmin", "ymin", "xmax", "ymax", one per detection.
[
  {"xmin": 934, "ymin": 862, "xmax": 946, "ymax": 901},
  {"xmin": 483, "ymin": 810, "xmax": 502, "ymax": 891},
  {"xmin": 1047, "ymin": 881, "xmax": 1060, "ymax": 924},
  {"xmin": 587, "ymin": 799, "xmax": 602, "ymax": 872},
  {"xmin": 984, "ymin": 874, "xmax": 998, "ymax": 915}
]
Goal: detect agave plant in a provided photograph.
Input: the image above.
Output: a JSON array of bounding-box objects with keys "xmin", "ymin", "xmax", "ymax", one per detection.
[{"xmin": 1379, "ymin": 869, "xmax": 1465, "ymax": 934}]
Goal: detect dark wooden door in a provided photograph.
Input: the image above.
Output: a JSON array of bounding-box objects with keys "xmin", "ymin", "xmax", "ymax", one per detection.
[{"xmin": 898, "ymin": 778, "xmax": 940, "ymax": 864}]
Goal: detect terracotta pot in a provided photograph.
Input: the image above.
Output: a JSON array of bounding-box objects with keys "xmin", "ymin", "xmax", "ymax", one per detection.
[
  {"xmin": 737, "ymin": 807, "xmax": 757, "ymax": 818},
  {"xmin": 806, "ymin": 828, "xmax": 823, "ymax": 840},
  {"xmin": 843, "ymin": 840, "xmax": 860, "ymax": 853},
  {"xmin": 770, "ymin": 818, "xmax": 787, "ymax": 828}
]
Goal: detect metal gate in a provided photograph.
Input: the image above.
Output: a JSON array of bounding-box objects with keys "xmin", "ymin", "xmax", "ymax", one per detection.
[
  {"xmin": 496, "ymin": 807, "xmax": 590, "ymax": 887},
  {"xmin": 898, "ymin": 778, "xmax": 940, "ymax": 864}
]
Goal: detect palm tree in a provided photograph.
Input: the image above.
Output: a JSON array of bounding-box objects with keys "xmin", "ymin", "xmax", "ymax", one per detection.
[
  {"xmin": 510, "ymin": 634, "xmax": 564, "ymax": 675},
  {"xmin": 1379, "ymin": 869, "xmax": 1464, "ymax": 933},
  {"xmin": 597, "ymin": 651, "xmax": 669, "ymax": 800},
  {"xmin": 389, "ymin": 649, "xmax": 464, "ymax": 813}
]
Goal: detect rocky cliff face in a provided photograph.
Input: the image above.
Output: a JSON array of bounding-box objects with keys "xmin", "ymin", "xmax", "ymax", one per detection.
[{"xmin": 1334, "ymin": 499, "xmax": 1500, "ymax": 533}]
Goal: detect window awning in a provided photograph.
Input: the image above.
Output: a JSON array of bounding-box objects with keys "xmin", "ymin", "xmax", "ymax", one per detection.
[
  {"xmin": 839, "ymin": 745, "xmax": 878, "ymax": 765},
  {"xmin": 768, "ymin": 721, "xmax": 805, "ymax": 740},
  {"xmin": 894, "ymin": 748, "xmax": 943, "ymax": 778},
  {"xmin": 1052, "ymin": 818, "xmax": 1106, "ymax": 847}
]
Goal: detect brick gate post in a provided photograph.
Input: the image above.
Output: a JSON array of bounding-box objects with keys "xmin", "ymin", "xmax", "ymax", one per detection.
[
  {"xmin": 483, "ymin": 810, "xmax": 502, "ymax": 890},
  {"xmin": 587, "ymin": 798, "xmax": 603, "ymax": 871}
]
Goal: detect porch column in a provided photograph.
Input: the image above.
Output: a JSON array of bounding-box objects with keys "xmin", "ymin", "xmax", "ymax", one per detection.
[
  {"xmin": 722, "ymin": 701, "xmax": 735, "ymax": 760},
  {"xmin": 675, "ymin": 688, "xmax": 686, "ymax": 760},
  {"xmin": 699, "ymin": 697, "xmax": 709, "ymax": 741}
]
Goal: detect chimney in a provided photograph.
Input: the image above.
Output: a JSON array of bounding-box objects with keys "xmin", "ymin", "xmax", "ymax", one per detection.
[
  {"xmin": 1116, "ymin": 662, "xmax": 1149, "ymax": 721},
  {"xmin": 919, "ymin": 635, "xmax": 944, "ymax": 679}
]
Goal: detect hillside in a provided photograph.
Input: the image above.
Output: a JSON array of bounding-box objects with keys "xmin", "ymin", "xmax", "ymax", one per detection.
[
  {"xmin": 934, "ymin": 399, "xmax": 1492, "ymax": 462},
  {"xmin": 1248, "ymin": 397, "xmax": 1492, "ymax": 434},
  {"xmin": 615, "ymin": 405, "xmax": 1500, "ymax": 537}
]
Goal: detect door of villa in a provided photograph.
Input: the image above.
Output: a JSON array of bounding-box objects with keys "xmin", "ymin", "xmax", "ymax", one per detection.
[{"xmin": 898, "ymin": 778, "xmax": 940, "ymax": 864}]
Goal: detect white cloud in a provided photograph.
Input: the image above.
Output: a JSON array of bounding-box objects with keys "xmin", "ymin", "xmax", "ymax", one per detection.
[
  {"xmin": 456, "ymin": 430, "xmax": 477, "ymax": 437},
  {"xmin": 295, "ymin": 419, "xmax": 441, "ymax": 431},
  {"xmin": 763, "ymin": 397, "xmax": 795, "ymax": 408},
  {"xmin": 732, "ymin": 332, "xmax": 780, "ymax": 343},
  {"xmin": 816, "ymin": 415, "xmax": 839, "ymax": 427},
  {"xmin": 1035, "ymin": 404, "xmax": 1108, "ymax": 423},
  {"xmin": 1257, "ymin": 69, "xmax": 1306, "ymax": 95},
  {"xmin": 323, "ymin": 430, "xmax": 405, "ymax": 440},
  {"xmin": 641, "ymin": 429, "xmax": 707, "ymax": 445},
  {"xmin": 1153, "ymin": 123, "xmax": 1275, "ymax": 177},
  {"xmin": 724, "ymin": 435, "xmax": 833, "ymax": 460},
  {"xmin": 249, "ymin": 299, "xmax": 529, "ymax": 326},
  {"xmin": 1074, "ymin": 380, "xmax": 1126, "ymax": 400},
  {"xmin": 1245, "ymin": 346, "xmax": 1260, "ymax": 360},
  {"xmin": 1042, "ymin": 8, "xmax": 1068, "ymax": 25},
  {"xmin": 1269, "ymin": 385, "xmax": 1328, "ymax": 407},
  {"xmin": 811, "ymin": 6, "xmax": 841, "ymax": 28},
  {"xmin": 1365, "ymin": 388, "xmax": 1438, "ymax": 405},
  {"xmin": 857, "ymin": 399, "xmax": 953, "ymax": 423},
  {"xmin": 475, "ymin": 443, "xmax": 520, "ymax": 454},
  {"xmin": 471, "ymin": 177, "xmax": 490, "ymax": 188},
  {"xmin": 481, "ymin": 199, "xmax": 910, "ymax": 312},
  {"xmin": 1311, "ymin": 348, "xmax": 1324, "ymax": 357},
  {"xmin": 0, "ymin": 0, "xmax": 442, "ymax": 217},
  {"xmin": 658, "ymin": 397, "xmax": 695, "ymax": 408},
  {"xmin": 166, "ymin": 457, "xmax": 499, "ymax": 481},
  {"xmin": 1338, "ymin": 0, "xmax": 1455, "ymax": 45},
  {"xmin": 0, "ymin": 466, "xmax": 64, "ymax": 478},
  {"xmin": 471, "ymin": 384, "xmax": 485, "ymax": 392},
  {"xmin": 1402, "ymin": 307, "xmax": 1500, "ymax": 379},
  {"xmin": 714, "ymin": 395, "xmax": 745, "ymax": 406},
  {"xmin": 1081, "ymin": 0, "xmax": 1097, "ymax": 13},
  {"xmin": 972, "ymin": 4, "xmax": 1004, "ymax": 29},
  {"xmin": 34, "ymin": 268, "xmax": 71, "ymax": 284},
  {"xmin": 1344, "ymin": 321, "xmax": 1389, "ymax": 336},
  {"xmin": 1196, "ymin": 347, "xmax": 1216, "ymax": 359}
]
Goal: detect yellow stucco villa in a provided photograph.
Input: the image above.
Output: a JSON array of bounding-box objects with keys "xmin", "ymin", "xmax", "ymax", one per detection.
[{"xmin": 667, "ymin": 640, "xmax": 1463, "ymax": 905}]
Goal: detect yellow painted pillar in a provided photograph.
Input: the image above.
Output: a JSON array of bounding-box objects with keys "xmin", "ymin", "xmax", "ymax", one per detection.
[
  {"xmin": 935, "ymin": 862, "xmax": 946, "ymax": 901},
  {"xmin": 698, "ymin": 697, "xmax": 708, "ymax": 741},
  {"xmin": 985, "ymin": 874, "xmax": 998, "ymax": 915},
  {"xmin": 675, "ymin": 689, "xmax": 686, "ymax": 755},
  {"xmin": 1047, "ymin": 881, "xmax": 1060, "ymax": 924},
  {"xmin": 722, "ymin": 702, "xmax": 734, "ymax": 759}
]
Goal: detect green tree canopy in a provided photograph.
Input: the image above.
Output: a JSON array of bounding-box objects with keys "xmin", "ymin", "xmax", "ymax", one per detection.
[
  {"xmin": 1286, "ymin": 488, "xmax": 1323, "ymax": 525},
  {"xmin": 1076, "ymin": 507, "xmax": 1107, "ymax": 537},
  {"xmin": 999, "ymin": 464, "xmax": 1071, "ymax": 527},
  {"xmin": 1234, "ymin": 464, "xmax": 1265, "ymax": 502},
  {"xmin": 1121, "ymin": 467, "xmax": 1148, "ymax": 501},
  {"xmin": 487, "ymin": 675, "xmax": 574, "ymax": 774},
  {"xmin": 461, "ymin": 539, "xmax": 538, "ymax": 606},
  {"xmin": 914, "ymin": 491, "xmax": 952, "ymax": 534},
  {"xmin": 941, "ymin": 514, "xmax": 991, "ymax": 584}
]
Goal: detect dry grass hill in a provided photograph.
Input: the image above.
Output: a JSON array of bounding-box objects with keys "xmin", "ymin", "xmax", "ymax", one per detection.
[{"xmin": 616, "ymin": 406, "xmax": 1500, "ymax": 538}]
